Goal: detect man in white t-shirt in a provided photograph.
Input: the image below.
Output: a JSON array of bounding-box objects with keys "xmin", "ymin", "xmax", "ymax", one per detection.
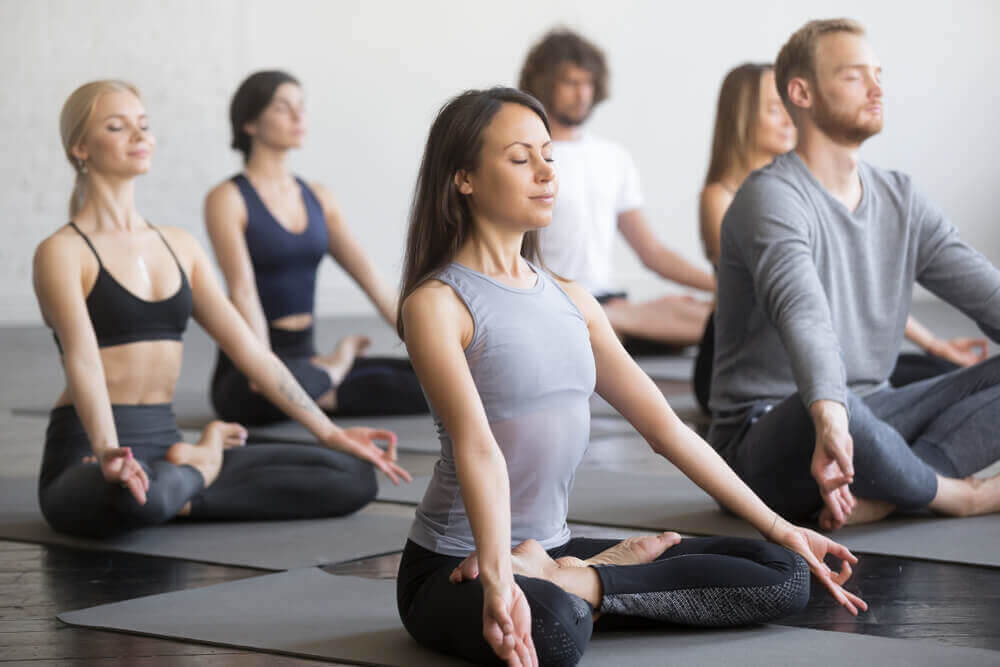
[{"xmin": 520, "ymin": 29, "xmax": 715, "ymax": 351}]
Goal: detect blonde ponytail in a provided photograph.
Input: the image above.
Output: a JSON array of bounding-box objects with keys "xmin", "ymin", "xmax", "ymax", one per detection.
[{"xmin": 59, "ymin": 80, "xmax": 141, "ymax": 219}]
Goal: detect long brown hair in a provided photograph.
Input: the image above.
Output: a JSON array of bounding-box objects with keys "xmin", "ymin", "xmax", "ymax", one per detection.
[
  {"xmin": 59, "ymin": 80, "xmax": 141, "ymax": 218},
  {"xmin": 704, "ymin": 63, "xmax": 771, "ymax": 185},
  {"xmin": 397, "ymin": 87, "xmax": 550, "ymax": 340}
]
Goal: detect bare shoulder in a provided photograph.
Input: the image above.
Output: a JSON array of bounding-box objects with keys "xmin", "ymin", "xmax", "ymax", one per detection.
[
  {"xmin": 33, "ymin": 227, "xmax": 82, "ymax": 273},
  {"xmin": 551, "ymin": 274, "xmax": 602, "ymax": 323},
  {"xmin": 308, "ymin": 181, "xmax": 338, "ymax": 209},
  {"xmin": 402, "ymin": 279, "xmax": 473, "ymax": 341},
  {"xmin": 700, "ymin": 182, "xmax": 734, "ymax": 210},
  {"xmin": 204, "ymin": 179, "xmax": 247, "ymax": 224},
  {"xmin": 403, "ymin": 279, "xmax": 463, "ymax": 320}
]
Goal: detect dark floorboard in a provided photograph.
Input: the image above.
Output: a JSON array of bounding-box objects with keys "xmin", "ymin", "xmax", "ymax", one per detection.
[{"xmin": 2, "ymin": 537, "xmax": 998, "ymax": 665}]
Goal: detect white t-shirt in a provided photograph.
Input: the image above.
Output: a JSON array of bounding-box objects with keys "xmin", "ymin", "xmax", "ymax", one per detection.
[{"xmin": 539, "ymin": 134, "xmax": 643, "ymax": 295}]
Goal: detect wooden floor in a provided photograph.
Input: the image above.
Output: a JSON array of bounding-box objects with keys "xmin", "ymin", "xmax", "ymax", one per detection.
[{"xmin": 1, "ymin": 302, "xmax": 999, "ymax": 664}]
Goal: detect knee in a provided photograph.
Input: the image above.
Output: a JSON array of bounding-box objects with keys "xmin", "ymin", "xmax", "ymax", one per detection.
[
  {"xmin": 769, "ymin": 552, "xmax": 811, "ymax": 619},
  {"xmin": 116, "ymin": 483, "xmax": 178, "ymax": 526},
  {"xmin": 312, "ymin": 453, "xmax": 378, "ymax": 516},
  {"xmin": 517, "ymin": 577, "xmax": 592, "ymax": 667}
]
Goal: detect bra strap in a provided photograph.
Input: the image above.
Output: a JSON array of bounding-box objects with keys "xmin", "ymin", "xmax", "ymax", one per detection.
[
  {"xmin": 67, "ymin": 221, "xmax": 104, "ymax": 268},
  {"xmin": 147, "ymin": 221, "xmax": 185, "ymax": 273}
]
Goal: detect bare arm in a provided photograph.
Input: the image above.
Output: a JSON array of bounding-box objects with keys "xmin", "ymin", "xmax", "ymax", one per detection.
[
  {"xmin": 179, "ymin": 229, "xmax": 408, "ymax": 482},
  {"xmin": 313, "ymin": 183, "xmax": 397, "ymax": 327},
  {"xmin": 698, "ymin": 184, "xmax": 735, "ymax": 267},
  {"xmin": 403, "ymin": 282, "xmax": 537, "ymax": 660},
  {"xmin": 33, "ymin": 235, "xmax": 149, "ymax": 501},
  {"xmin": 904, "ymin": 315, "xmax": 986, "ymax": 367},
  {"xmin": 204, "ymin": 182, "xmax": 270, "ymax": 346},
  {"xmin": 402, "ymin": 282, "xmax": 512, "ymax": 586},
  {"xmin": 618, "ymin": 209, "xmax": 716, "ymax": 292},
  {"xmin": 561, "ymin": 278, "xmax": 865, "ymax": 613}
]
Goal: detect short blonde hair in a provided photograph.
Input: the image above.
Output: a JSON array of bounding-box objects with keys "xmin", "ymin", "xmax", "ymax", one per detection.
[
  {"xmin": 59, "ymin": 80, "xmax": 141, "ymax": 218},
  {"xmin": 775, "ymin": 18, "xmax": 865, "ymax": 111}
]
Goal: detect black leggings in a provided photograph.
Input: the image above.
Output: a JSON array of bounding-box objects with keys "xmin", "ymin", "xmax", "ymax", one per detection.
[
  {"xmin": 692, "ymin": 312, "xmax": 961, "ymax": 414},
  {"xmin": 38, "ymin": 404, "xmax": 377, "ymax": 538},
  {"xmin": 210, "ymin": 326, "xmax": 427, "ymax": 425},
  {"xmin": 397, "ymin": 536, "xmax": 809, "ymax": 667}
]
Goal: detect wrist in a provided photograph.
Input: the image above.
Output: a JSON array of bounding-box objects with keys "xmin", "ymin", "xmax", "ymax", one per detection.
[
  {"xmin": 479, "ymin": 557, "xmax": 514, "ymax": 590},
  {"xmin": 809, "ymin": 399, "xmax": 847, "ymax": 432}
]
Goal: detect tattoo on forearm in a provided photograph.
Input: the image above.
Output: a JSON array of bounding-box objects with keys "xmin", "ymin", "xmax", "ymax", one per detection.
[{"xmin": 271, "ymin": 357, "xmax": 324, "ymax": 418}]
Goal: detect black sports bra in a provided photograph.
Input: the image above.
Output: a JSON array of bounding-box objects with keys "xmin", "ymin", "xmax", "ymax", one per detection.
[{"xmin": 53, "ymin": 222, "xmax": 193, "ymax": 351}]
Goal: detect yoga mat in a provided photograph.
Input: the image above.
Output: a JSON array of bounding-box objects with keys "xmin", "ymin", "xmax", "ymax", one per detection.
[
  {"xmin": 0, "ymin": 476, "xmax": 413, "ymax": 571},
  {"xmin": 378, "ymin": 470, "xmax": 1000, "ymax": 567},
  {"xmin": 59, "ymin": 567, "xmax": 999, "ymax": 667},
  {"xmin": 246, "ymin": 413, "xmax": 442, "ymax": 454},
  {"xmin": 248, "ymin": 412, "xmax": 633, "ymax": 451}
]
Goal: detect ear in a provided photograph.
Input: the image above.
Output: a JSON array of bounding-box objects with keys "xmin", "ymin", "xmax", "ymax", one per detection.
[
  {"xmin": 453, "ymin": 169, "xmax": 473, "ymax": 196},
  {"xmin": 243, "ymin": 120, "xmax": 257, "ymax": 138},
  {"xmin": 786, "ymin": 76, "xmax": 813, "ymax": 111},
  {"xmin": 70, "ymin": 143, "xmax": 88, "ymax": 163}
]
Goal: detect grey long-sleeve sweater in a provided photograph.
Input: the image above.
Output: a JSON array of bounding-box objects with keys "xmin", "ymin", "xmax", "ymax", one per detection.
[{"xmin": 710, "ymin": 151, "xmax": 1000, "ymax": 425}]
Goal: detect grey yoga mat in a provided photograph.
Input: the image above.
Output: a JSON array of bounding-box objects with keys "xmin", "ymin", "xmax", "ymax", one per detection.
[
  {"xmin": 0, "ymin": 476, "xmax": 413, "ymax": 571},
  {"xmin": 377, "ymin": 470, "xmax": 1000, "ymax": 568},
  {"xmin": 247, "ymin": 411, "xmax": 633, "ymax": 450},
  {"xmin": 58, "ymin": 567, "xmax": 999, "ymax": 667}
]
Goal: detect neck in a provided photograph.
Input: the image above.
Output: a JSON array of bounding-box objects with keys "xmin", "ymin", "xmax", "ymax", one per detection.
[
  {"xmin": 549, "ymin": 118, "xmax": 582, "ymax": 141},
  {"xmin": 794, "ymin": 122, "xmax": 862, "ymax": 204},
  {"xmin": 455, "ymin": 218, "xmax": 529, "ymax": 278},
  {"xmin": 76, "ymin": 174, "xmax": 141, "ymax": 230},
  {"xmin": 245, "ymin": 144, "xmax": 292, "ymax": 184}
]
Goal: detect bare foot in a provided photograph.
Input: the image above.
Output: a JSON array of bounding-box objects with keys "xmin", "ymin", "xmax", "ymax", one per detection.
[
  {"xmin": 166, "ymin": 420, "xmax": 237, "ymax": 487},
  {"xmin": 581, "ymin": 532, "xmax": 682, "ymax": 567},
  {"xmin": 818, "ymin": 497, "xmax": 894, "ymax": 531},
  {"xmin": 313, "ymin": 335, "xmax": 371, "ymax": 386}
]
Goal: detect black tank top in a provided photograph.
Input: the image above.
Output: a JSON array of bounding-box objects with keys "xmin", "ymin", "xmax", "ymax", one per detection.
[{"xmin": 53, "ymin": 222, "xmax": 193, "ymax": 351}]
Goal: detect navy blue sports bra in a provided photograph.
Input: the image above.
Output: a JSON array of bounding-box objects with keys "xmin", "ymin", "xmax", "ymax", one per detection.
[
  {"xmin": 54, "ymin": 222, "xmax": 192, "ymax": 351},
  {"xmin": 232, "ymin": 174, "xmax": 329, "ymax": 322}
]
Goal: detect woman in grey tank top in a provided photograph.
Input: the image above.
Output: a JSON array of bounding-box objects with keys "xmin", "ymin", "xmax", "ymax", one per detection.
[{"xmin": 395, "ymin": 88, "xmax": 867, "ymax": 667}]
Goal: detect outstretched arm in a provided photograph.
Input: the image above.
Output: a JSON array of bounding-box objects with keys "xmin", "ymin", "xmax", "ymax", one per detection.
[
  {"xmin": 33, "ymin": 235, "xmax": 149, "ymax": 503},
  {"xmin": 313, "ymin": 183, "xmax": 398, "ymax": 327},
  {"xmin": 179, "ymin": 230, "xmax": 408, "ymax": 483},
  {"xmin": 905, "ymin": 316, "xmax": 987, "ymax": 367},
  {"xmin": 403, "ymin": 282, "xmax": 536, "ymax": 665},
  {"xmin": 204, "ymin": 181, "xmax": 270, "ymax": 347},
  {"xmin": 618, "ymin": 209, "xmax": 716, "ymax": 292},
  {"xmin": 561, "ymin": 278, "xmax": 865, "ymax": 615}
]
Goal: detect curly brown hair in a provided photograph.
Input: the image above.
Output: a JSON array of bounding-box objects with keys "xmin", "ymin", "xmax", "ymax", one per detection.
[{"xmin": 518, "ymin": 28, "xmax": 609, "ymax": 111}]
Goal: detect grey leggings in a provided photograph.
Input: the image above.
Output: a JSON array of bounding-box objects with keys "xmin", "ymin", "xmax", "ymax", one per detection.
[
  {"xmin": 39, "ymin": 404, "xmax": 376, "ymax": 538},
  {"xmin": 398, "ymin": 537, "xmax": 809, "ymax": 667},
  {"xmin": 709, "ymin": 356, "xmax": 1000, "ymax": 520}
]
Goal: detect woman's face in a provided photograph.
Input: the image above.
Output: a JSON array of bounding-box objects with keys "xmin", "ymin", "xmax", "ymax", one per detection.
[
  {"xmin": 247, "ymin": 82, "xmax": 306, "ymax": 151},
  {"xmin": 755, "ymin": 70, "xmax": 796, "ymax": 158},
  {"xmin": 73, "ymin": 90, "xmax": 155, "ymax": 178},
  {"xmin": 457, "ymin": 103, "xmax": 557, "ymax": 231}
]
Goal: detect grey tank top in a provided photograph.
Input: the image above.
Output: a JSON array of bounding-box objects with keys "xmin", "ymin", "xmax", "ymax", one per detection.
[{"xmin": 408, "ymin": 261, "xmax": 596, "ymax": 556}]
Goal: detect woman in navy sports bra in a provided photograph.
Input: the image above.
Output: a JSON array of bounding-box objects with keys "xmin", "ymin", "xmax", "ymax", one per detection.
[
  {"xmin": 205, "ymin": 71, "xmax": 426, "ymax": 425},
  {"xmin": 32, "ymin": 80, "xmax": 410, "ymax": 538}
]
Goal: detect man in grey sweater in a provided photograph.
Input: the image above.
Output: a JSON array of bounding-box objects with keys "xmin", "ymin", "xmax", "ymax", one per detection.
[{"xmin": 709, "ymin": 18, "xmax": 1000, "ymax": 531}]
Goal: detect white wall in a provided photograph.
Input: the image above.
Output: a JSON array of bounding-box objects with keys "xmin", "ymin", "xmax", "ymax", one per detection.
[{"xmin": 1, "ymin": 0, "xmax": 997, "ymax": 323}]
